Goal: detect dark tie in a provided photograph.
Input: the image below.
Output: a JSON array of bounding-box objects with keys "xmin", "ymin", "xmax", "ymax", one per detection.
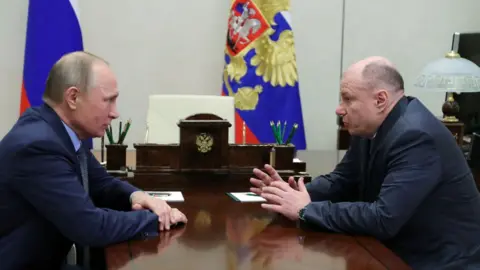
[
  {"xmin": 78, "ymin": 147, "xmax": 89, "ymax": 195},
  {"xmin": 77, "ymin": 147, "xmax": 90, "ymax": 270}
]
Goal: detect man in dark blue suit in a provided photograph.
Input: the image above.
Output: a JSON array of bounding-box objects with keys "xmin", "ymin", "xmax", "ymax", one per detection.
[
  {"xmin": 0, "ymin": 51, "xmax": 187, "ymax": 270},
  {"xmin": 250, "ymin": 56, "xmax": 480, "ymax": 269}
]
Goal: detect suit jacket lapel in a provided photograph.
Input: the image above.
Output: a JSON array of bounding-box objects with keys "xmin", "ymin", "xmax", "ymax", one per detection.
[
  {"xmin": 367, "ymin": 96, "xmax": 410, "ymax": 179},
  {"xmin": 36, "ymin": 104, "xmax": 87, "ymax": 185},
  {"xmin": 359, "ymin": 138, "xmax": 372, "ymax": 201}
]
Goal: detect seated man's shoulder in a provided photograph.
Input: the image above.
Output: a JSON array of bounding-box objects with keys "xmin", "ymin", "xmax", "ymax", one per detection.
[
  {"xmin": 400, "ymin": 102, "xmax": 452, "ymax": 139},
  {"xmin": 390, "ymin": 111, "xmax": 469, "ymax": 171},
  {"xmin": 0, "ymin": 115, "xmax": 64, "ymax": 160}
]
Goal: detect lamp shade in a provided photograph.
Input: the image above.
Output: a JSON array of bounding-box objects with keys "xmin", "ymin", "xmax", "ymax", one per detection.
[{"xmin": 414, "ymin": 51, "xmax": 480, "ymax": 93}]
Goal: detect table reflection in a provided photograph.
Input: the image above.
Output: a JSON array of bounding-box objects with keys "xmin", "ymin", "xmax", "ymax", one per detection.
[
  {"xmin": 109, "ymin": 194, "xmax": 403, "ymax": 270},
  {"xmin": 176, "ymin": 209, "xmax": 224, "ymax": 250},
  {"xmin": 250, "ymin": 226, "xmax": 304, "ymax": 264},
  {"xmin": 225, "ymin": 214, "xmax": 305, "ymax": 269},
  {"xmin": 130, "ymin": 225, "xmax": 187, "ymax": 260}
]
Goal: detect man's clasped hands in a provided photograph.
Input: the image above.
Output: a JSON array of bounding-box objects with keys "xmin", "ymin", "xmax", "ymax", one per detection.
[
  {"xmin": 250, "ymin": 164, "xmax": 312, "ymax": 221},
  {"xmin": 129, "ymin": 164, "xmax": 311, "ymax": 231}
]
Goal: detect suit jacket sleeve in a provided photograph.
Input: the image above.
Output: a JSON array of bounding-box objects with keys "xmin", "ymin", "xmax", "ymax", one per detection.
[
  {"xmin": 10, "ymin": 141, "xmax": 159, "ymax": 247},
  {"xmin": 301, "ymin": 130, "xmax": 441, "ymax": 240},
  {"xmin": 86, "ymin": 150, "xmax": 139, "ymax": 211},
  {"xmin": 306, "ymin": 138, "xmax": 360, "ymax": 202}
]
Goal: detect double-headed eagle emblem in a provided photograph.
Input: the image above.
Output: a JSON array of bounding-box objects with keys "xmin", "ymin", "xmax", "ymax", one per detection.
[
  {"xmin": 223, "ymin": 0, "xmax": 298, "ymax": 111},
  {"xmin": 196, "ymin": 133, "xmax": 214, "ymax": 153}
]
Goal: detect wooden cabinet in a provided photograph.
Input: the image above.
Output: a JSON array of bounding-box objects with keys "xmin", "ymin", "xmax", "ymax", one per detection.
[{"xmin": 443, "ymin": 122, "xmax": 464, "ymax": 146}]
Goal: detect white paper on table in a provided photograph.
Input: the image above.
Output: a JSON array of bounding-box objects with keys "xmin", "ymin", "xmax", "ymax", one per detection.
[
  {"xmin": 146, "ymin": 191, "xmax": 184, "ymax": 202},
  {"xmin": 227, "ymin": 192, "xmax": 266, "ymax": 202}
]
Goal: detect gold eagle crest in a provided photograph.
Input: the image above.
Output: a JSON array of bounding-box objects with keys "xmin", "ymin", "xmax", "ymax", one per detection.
[
  {"xmin": 223, "ymin": 0, "xmax": 297, "ymax": 111},
  {"xmin": 196, "ymin": 133, "xmax": 213, "ymax": 153}
]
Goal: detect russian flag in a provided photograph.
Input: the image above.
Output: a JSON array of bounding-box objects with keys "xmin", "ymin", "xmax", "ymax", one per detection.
[
  {"xmin": 20, "ymin": 0, "xmax": 92, "ymax": 148},
  {"xmin": 222, "ymin": 0, "xmax": 307, "ymax": 149}
]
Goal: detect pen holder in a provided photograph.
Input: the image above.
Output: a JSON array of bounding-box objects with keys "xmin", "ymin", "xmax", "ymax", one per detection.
[
  {"xmin": 105, "ymin": 144, "xmax": 128, "ymax": 171},
  {"xmin": 273, "ymin": 144, "xmax": 295, "ymax": 170}
]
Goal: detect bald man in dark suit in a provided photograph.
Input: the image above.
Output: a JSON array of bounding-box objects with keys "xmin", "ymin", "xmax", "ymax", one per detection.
[{"xmin": 251, "ymin": 56, "xmax": 480, "ymax": 269}]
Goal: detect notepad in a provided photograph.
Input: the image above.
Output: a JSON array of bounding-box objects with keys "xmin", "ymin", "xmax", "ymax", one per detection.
[
  {"xmin": 227, "ymin": 192, "xmax": 266, "ymax": 202},
  {"xmin": 147, "ymin": 191, "xmax": 184, "ymax": 202}
]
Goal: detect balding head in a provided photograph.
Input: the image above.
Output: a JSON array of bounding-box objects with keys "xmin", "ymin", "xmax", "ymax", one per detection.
[
  {"xmin": 43, "ymin": 51, "xmax": 109, "ymax": 105},
  {"xmin": 337, "ymin": 56, "xmax": 405, "ymax": 137},
  {"xmin": 344, "ymin": 56, "xmax": 404, "ymax": 93},
  {"xmin": 362, "ymin": 57, "xmax": 404, "ymax": 93}
]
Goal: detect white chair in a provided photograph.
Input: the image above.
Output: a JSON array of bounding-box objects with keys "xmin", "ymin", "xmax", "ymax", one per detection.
[
  {"xmin": 65, "ymin": 244, "xmax": 77, "ymax": 265},
  {"xmin": 145, "ymin": 95, "xmax": 235, "ymax": 144}
]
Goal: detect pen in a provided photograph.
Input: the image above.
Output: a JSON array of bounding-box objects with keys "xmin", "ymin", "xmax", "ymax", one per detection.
[
  {"xmin": 285, "ymin": 123, "xmax": 298, "ymax": 144},
  {"xmin": 105, "ymin": 125, "xmax": 114, "ymax": 144},
  {"xmin": 150, "ymin": 192, "xmax": 171, "ymax": 197},
  {"xmin": 276, "ymin": 121, "xmax": 281, "ymax": 143},
  {"xmin": 118, "ymin": 119, "xmax": 131, "ymax": 145},
  {"xmin": 118, "ymin": 120, "xmax": 122, "ymax": 144},
  {"xmin": 270, "ymin": 121, "xmax": 281, "ymax": 144}
]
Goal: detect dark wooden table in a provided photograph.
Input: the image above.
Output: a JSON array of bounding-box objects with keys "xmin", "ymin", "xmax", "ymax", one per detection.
[{"xmin": 105, "ymin": 192, "xmax": 410, "ymax": 270}]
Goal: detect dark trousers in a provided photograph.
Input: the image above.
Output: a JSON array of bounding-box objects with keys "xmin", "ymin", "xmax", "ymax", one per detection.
[
  {"xmin": 62, "ymin": 265, "xmax": 84, "ymax": 270},
  {"xmin": 76, "ymin": 246, "xmax": 106, "ymax": 270}
]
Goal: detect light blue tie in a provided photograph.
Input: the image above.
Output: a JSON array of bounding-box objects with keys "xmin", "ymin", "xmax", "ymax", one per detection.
[{"xmin": 77, "ymin": 147, "xmax": 90, "ymax": 270}]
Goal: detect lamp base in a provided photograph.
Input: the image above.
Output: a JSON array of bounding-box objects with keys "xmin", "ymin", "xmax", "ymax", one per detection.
[
  {"xmin": 441, "ymin": 93, "xmax": 460, "ymax": 123},
  {"xmin": 442, "ymin": 115, "xmax": 459, "ymax": 122}
]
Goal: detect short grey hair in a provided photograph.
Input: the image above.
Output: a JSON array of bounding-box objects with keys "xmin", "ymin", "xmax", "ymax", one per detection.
[
  {"xmin": 361, "ymin": 62, "xmax": 404, "ymax": 92},
  {"xmin": 42, "ymin": 51, "xmax": 108, "ymax": 104}
]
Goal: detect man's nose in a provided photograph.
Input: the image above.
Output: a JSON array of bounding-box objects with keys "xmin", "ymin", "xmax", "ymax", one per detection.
[
  {"xmin": 109, "ymin": 108, "xmax": 120, "ymax": 119},
  {"xmin": 335, "ymin": 104, "xmax": 345, "ymax": 116}
]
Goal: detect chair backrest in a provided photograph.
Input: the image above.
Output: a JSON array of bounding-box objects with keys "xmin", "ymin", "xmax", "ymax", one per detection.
[
  {"xmin": 469, "ymin": 132, "xmax": 480, "ymax": 163},
  {"xmin": 145, "ymin": 95, "xmax": 235, "ymax": 144},
  {"xmin": 65, "ymin": 244, "xmax": 77, "ymax": 265}
]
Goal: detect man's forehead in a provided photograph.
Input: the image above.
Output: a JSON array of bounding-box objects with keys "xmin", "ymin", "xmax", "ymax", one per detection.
[
  {"xmin": 340, "ymin": 87, "xmax": 353, "ymax": 97},
  {"xmin": 340, "ymin": 78, "xmax": 370, "ymax": 98},
  {"xmin": 101, "ymin": 88, "xmax": 119, "ymax": 97},
  {"xmin": 92, "ymin": 84, "xmax": 118, "ymax": 97},
  {"xmin": 340, "ymin": 78, "xmax": 357, "ymax": 93}
]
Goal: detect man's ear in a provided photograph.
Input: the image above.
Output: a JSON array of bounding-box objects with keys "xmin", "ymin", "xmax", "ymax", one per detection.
[
  {"xmin": 375, "ymin": 89, "xmax": 389, "ymax": 111},
  {"xmin": 64, "ymin": 86, "xmax": 80, "ymax": 110}
]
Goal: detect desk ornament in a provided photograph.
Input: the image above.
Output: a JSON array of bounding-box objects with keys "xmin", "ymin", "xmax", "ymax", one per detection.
[
  {"xmin": 196, "ymin": 132, "xmax": 214, "ymax": 153},
  {"xmin": 269, "ymin": 147, "xmax": 276, "ymax": 167},
  {"xmin": 104, "ymin": 119, "xmax": 132, "ymax": 171},
  {"xmin": 131, "ymin": 113, "xmax": 308, "ymax": 189},
  {"xmin": 242, "ymin": 121, "xmax": 246, "ymax": 144}
]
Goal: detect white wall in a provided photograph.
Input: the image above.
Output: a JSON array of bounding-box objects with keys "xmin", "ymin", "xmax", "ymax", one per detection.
[
  {"xmin": 343, "ymin": 0, "xmax": 480, "ymax": 117},
  {"xmin": 1, "ymin": 0, "xmax": 479, "ymax": 175},
  {"xmin": 0, "ymin": 0, "xmax": 27, "ymax": 134}
]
